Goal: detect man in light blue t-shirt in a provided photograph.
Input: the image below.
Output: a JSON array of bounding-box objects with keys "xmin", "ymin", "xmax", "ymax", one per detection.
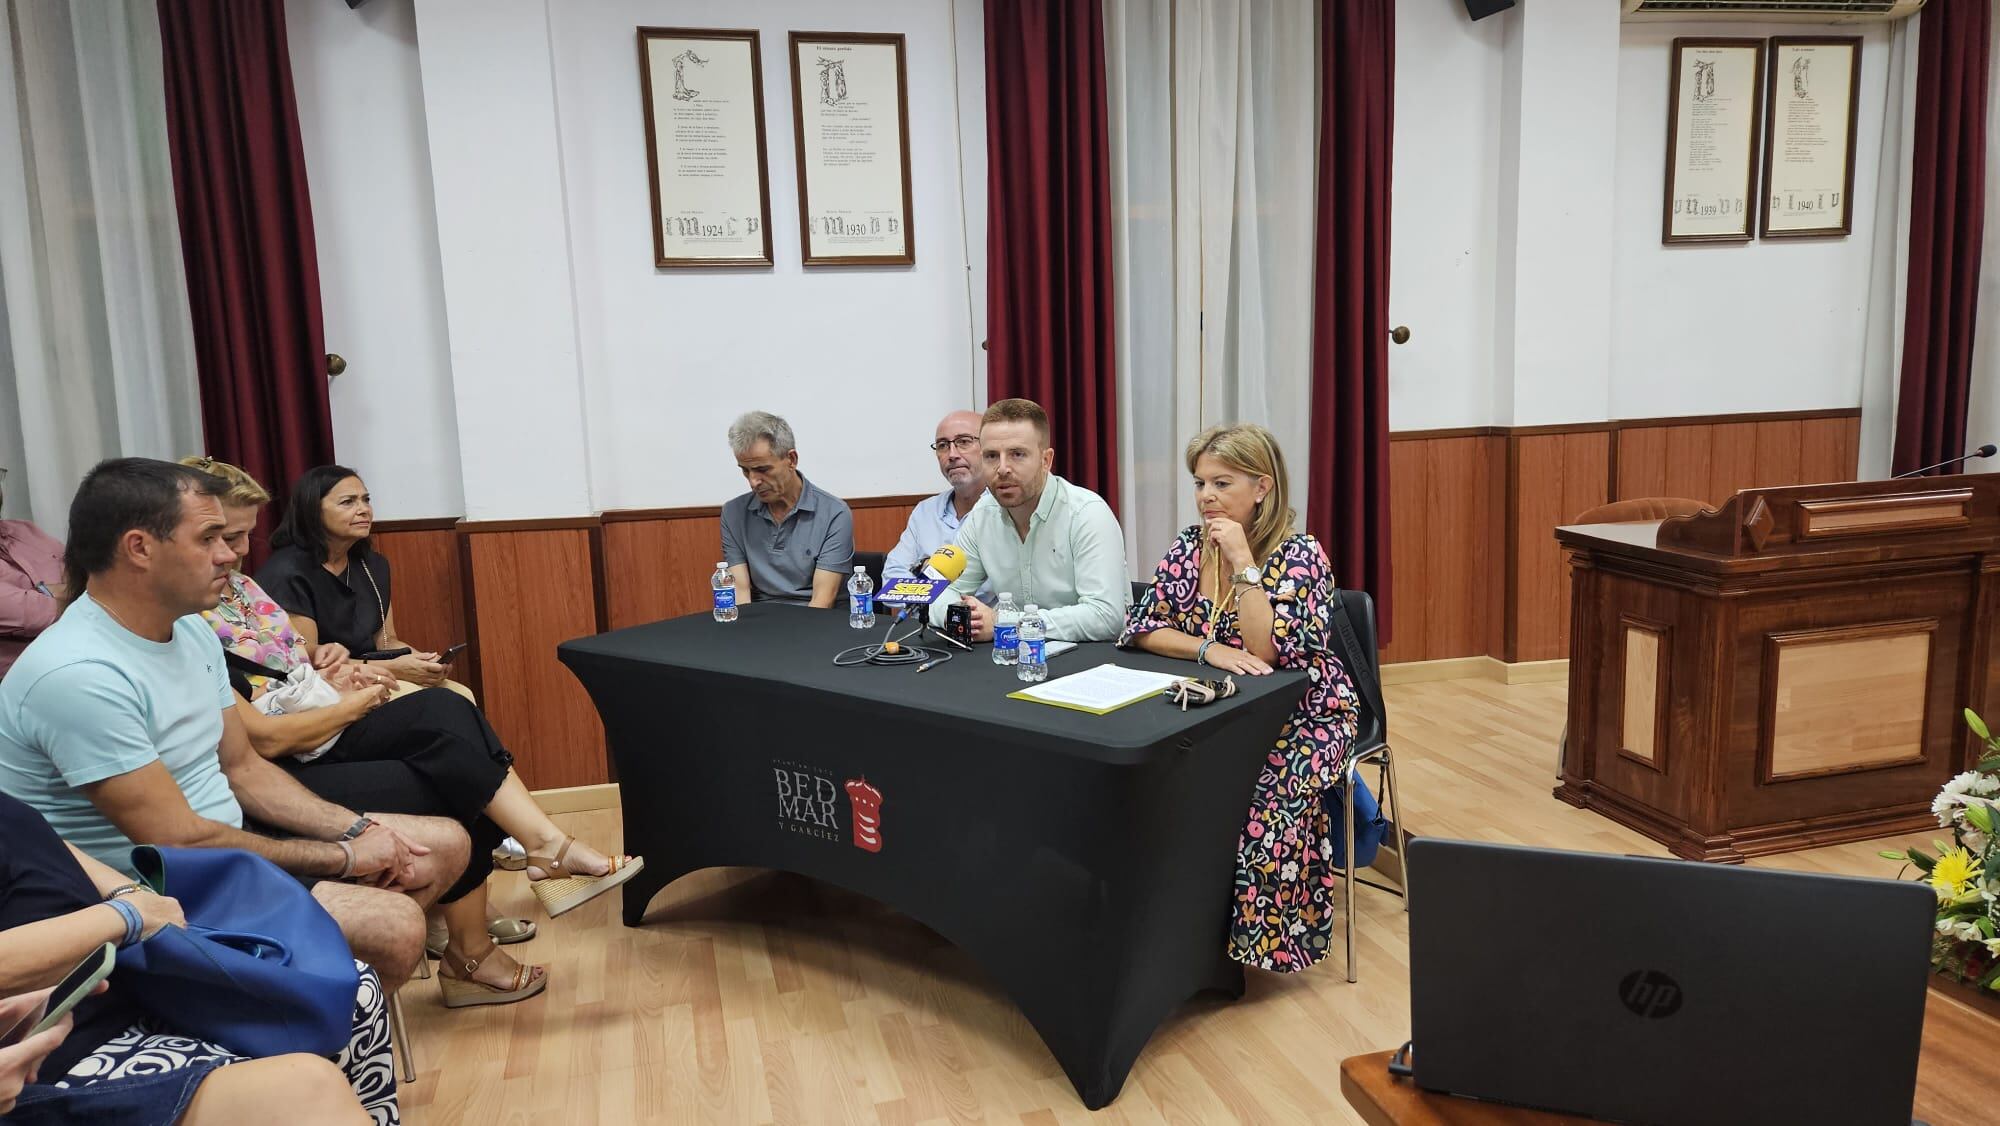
[{"xmin": 0, "ymin": 459, "xmax": 467, "ymax": 990}]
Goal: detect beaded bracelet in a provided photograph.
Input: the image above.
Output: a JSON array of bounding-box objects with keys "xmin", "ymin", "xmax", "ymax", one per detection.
[{"xmin": 1195, "ymin": 638, "xmax": 1215, "ymax": 667}]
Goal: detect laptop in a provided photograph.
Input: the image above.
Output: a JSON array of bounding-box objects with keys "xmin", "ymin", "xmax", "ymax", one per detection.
[{"xmin": 1406, "ymin": 839, "xmax": 1937, "ymax": 1126}]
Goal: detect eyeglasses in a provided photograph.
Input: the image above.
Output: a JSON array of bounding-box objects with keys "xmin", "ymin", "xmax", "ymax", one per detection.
[{"xmin": 928, "ymin": 436, "xmax": 980, "ymax": 453}]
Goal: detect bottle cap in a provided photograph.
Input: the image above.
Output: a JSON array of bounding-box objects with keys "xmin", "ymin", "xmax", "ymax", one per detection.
[{"xmin": 854, "ymin": 565, "xmax": 865, "ymax": 573}]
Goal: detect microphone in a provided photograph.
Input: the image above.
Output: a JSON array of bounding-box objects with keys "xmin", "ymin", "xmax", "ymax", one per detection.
[
  {"xmin": 1893, "ymin": 443, "xmax": 1998, "ymax": 479},
  {"xmin": 921, "ymin": 544, "xmax": 968, "ymax": 583}
]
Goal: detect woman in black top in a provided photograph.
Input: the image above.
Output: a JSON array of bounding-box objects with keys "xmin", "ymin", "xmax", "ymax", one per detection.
[
  {"xmin": 257, "ymin": 466, "xmax": 452, "ymax": 694},
  {"xmin": 0, "ymin": 792, "xmax": 389, "ymax": 1125}
]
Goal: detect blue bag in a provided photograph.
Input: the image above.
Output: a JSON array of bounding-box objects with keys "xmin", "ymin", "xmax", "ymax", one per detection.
[
  {"xmin": 1327, "ymin": 774, "xmax": 1389, "ymax": 869},
  {"xmin": 112, "ymin": 845, "xmax": 358, "ymax": 1058}
]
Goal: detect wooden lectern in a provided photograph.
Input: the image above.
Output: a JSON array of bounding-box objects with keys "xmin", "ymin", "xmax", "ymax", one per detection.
[{"xmin": 1554, "ymin": 474, "xmax": 2000, "ymax": 862}]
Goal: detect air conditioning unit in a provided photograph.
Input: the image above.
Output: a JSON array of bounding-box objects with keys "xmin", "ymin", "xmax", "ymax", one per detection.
[{"xmin": 1621, "ymin": 0, "xmax": 1923, "ymax": 22}]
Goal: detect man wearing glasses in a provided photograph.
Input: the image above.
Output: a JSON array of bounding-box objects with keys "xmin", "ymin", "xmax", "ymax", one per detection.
[{"xmin": 883, "ymin": 410, "xmax": 993, "ymax": 602}]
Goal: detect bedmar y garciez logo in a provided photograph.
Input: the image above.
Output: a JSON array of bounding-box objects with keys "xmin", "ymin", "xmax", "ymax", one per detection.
[{"xmin": 771, "ymin": 761, "xmax": 886, "ymax": 853}]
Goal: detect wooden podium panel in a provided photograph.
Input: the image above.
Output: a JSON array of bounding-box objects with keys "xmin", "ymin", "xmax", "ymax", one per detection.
[{"xmin": 1555, "ymin": 475, "xmax": 2000, "ymax": 862}]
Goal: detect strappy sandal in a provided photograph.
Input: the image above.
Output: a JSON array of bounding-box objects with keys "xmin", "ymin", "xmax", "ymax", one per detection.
[
  {"xmin": 436, "ymin": 943, "xmax": 548, "ymax": 1009},
  {"xmin": 426, "ymin": 913, "xmax": 537, "ymax": 960},
  {"xmin": 1162, "ymin": 675, "xmax": 1239, "ymax": 711},
  {"xmin": 525, "ymin": 836, "xmax": 644, "ymax": 918}
]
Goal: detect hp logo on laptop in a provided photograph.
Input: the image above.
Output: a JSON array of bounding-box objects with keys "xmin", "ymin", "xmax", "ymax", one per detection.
[{"xmin": 1619, "ymin": 970, "xmax": 1683, "ymax": 1018}]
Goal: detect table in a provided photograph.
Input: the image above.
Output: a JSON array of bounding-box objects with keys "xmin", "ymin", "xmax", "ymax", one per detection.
[
  {"xmin": 1339, "ymin": 983, "xmax": 2000, "ymax": 1125},
  {"xmin": 557, "ymin": 603, "xmax": 1308, "ymax": 1108}
]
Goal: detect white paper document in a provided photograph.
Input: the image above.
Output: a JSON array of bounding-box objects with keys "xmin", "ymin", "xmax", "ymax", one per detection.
[{"xmin": 1007, "ymin": 663, "xmax": 1188, "ymax": 715}]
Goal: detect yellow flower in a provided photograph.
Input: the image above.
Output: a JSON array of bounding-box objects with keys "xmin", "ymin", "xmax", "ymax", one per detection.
[{"xmin": 1930, "ymin": 848, "xmax": 1982, "ymax": 899}]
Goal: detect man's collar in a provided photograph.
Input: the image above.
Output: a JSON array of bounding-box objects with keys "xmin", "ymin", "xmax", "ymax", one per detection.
[{"xmin": 749, "ymin": 475, "xmax": 815, "ymax": 517}]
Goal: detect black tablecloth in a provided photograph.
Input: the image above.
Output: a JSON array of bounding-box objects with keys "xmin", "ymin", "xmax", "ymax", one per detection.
[{"xmin": 558, "ymin": 602, "xmax": 1307, "ymax": 1107}]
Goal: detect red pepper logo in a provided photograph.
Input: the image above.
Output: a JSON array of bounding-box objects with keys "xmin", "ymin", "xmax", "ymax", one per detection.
[{"xmin": 844, "ymin": 777, "xmax": 884, "ymax": 853}]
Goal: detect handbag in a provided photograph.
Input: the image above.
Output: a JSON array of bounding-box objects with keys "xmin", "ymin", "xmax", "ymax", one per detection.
[
  {"xmin": 111, "ymin": 845, "xmax": 359, "ymax": 1058},
  {"xmin": 1328, "ymin": 774, "xmax": 1390, "ymax": 870},
  {"xmin": 254, "ymin": 664, "xmax": 345, "ymax": 761}
]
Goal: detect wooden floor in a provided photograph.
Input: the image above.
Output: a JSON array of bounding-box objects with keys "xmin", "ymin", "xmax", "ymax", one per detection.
[{"xmin": 397, "ymin": 678, "xmax": 1951, "ymax": 1125}]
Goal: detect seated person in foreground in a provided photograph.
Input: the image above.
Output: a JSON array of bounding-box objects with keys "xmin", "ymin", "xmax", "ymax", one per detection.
[
  {"xmin": 256, "ymin": 465, "xmax": 467, "ymax": 699},
  {"xmin": 187, "ymin": 457, "xmax": 640, "ymax": 1006},
  {"xmin": 0, "ymin": 458, "xmax": 467, "ymax": 992},
  {"xmin": 1117, "ymin": 423, "xmax": 1360, "ymax": 973},
  {"xmin": 883, "ymin": 410, "xmax": 993, "ymax": 603},
  {"xmin": 721, "ymin": 410, "xmax": 854, "ymax": 608},
  {"xmin": 0, "ymin": 467, "xmax": 65, "ymax": 681},
  {"xmin": 927, "ymin": 399, "xmax": 1128, "ymax": 642},
  {"xmin": 0, "ymin": 792, "xmax": 389, "ymax": 1124}
]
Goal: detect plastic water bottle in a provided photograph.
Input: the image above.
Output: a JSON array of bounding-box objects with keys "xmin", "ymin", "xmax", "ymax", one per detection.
[
  {"xmin": 847, "ymin": 566, "xmax": 875, "ymax": 629},
  {"xmin": 711, "ymin": 561, "xmax": 737, "ymax": 622},
  {"xmin": 1016, "ymin": 604, "xmax": 1047, "ymax": 683},
  {"xmin": 992, "ymin": 592, "xmax": 1020, "ymax": 665}
]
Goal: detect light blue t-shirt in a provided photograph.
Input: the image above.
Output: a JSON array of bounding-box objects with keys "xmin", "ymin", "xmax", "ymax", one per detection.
[{"xmin": 0, "ymin": 593, "xmax": 241, "ymax": 871}]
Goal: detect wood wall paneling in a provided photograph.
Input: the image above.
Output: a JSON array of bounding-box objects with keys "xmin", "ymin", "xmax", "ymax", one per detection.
[
  {"xmin": 601, "ymin": 515, "xmax": 725, "ymax": 629},
  {"xmin": 1508, "ymin": 431, "xmax": 1611, "ymax": 662},
  {"xmin": 850, "ymin": 498, "xmax": 923, "ymax": 553},
  {"xmin": 368, "ymin": 527, "xmax": 466, "ymax": 655},
  {"xmin": 465, "ymin": 528, "xmax": 607, "ymax": 789},
  {"xmin": 1380, "ymin": 436, "xmax": 1502, "ymax": 665}
]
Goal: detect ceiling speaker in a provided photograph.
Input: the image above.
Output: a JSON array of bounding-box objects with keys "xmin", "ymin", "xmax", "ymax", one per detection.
[{"xmin": 1464, "ymin": 0, "xmax": 1517, "ymax": 19}]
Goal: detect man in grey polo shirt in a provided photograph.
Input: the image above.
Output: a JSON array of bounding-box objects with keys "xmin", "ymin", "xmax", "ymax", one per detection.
[{"xmin": 722, "ymin": 411, "xmax": 854, "ymax": 607}]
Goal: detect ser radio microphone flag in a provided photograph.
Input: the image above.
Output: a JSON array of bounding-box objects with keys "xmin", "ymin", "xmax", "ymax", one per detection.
[{"xmin": 876, "ymin": 545, "xmax": 967, "ymax": 610}]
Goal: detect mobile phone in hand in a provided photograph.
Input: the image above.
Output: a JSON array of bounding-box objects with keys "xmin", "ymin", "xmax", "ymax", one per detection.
[
  {"xmin": 0, "ymin": 942, "xmax": 114, "ymax": 1047},
  {"xmin": 438, "ymin": 642, "xmax": 468, "ymax": 663}
]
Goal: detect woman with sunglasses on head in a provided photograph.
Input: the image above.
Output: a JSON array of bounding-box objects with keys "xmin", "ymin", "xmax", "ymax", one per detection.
[
  {"xmin": 1115, "ymin": 423, "xmax": 1360, "ymax": 974},
  {"xmin": 182, "ymin": 459, "xmax": 641, "ymax": 1007}
]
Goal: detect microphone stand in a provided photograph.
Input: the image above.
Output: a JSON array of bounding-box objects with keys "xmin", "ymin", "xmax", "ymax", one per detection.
[{"xmin": 1893, "ymin": 444, "xmax": 1998, "ymax": 479}]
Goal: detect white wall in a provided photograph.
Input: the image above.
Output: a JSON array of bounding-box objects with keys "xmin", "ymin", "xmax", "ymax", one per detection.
[
  {"xmin": 289, "ymin": 0, "xmax": 1908, "ymax": 510},
  {"xmin": 1386, "ymin": 0, "xmax": 1903, "ymax": 431},
  {"xmin": 547, "ymin": 0, "xmax": 982, "ymax": 510},
  {"xmin": 285, "ymin": 0, "xmax": 462, "ymax": 519},
  {"xmin": 1387, "ymin": 0, "xmax": 1504, "ymax": 431},
  {"xmin": 1609, "ymin": 22, "xmax": 1893, "ymax": 420}
]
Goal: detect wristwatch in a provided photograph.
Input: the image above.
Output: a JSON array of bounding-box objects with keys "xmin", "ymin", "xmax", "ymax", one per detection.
[
  {"xmin": 1233, "ymin": 565, "xmax": 1261, "ymax": 587},
  {"xmin": 339, "ymin": 815, "xmax": 377, "ymax": 842}
]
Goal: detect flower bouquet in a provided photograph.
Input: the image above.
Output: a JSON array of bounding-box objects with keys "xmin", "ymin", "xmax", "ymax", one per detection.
[{"xmin": 1882, "ymin": 709, "xmax": 2000, "ymax": 993}]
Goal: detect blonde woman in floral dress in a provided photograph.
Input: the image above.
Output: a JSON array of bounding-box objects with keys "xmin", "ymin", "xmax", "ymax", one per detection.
[{"xmin": 1117, "ymin": 424, "xmax": 1361, "ymax": 971}]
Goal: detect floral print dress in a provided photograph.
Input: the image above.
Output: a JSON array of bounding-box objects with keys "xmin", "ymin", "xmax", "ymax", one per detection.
[
  {"xmin": 203, "ymin": 571, "xmax": 312, "ymax": 693},
  {"xmin": 1118, "ymin": 527, "xmax": 1361, "ymax": 972}
]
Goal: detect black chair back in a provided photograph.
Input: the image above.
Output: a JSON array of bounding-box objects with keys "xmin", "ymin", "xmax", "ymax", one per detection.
[
  {"xmin": 853, "ymin": 551, "xmax": 887, "ymax": 595},
  {"xmin": 1130, "ymin": 580, "xmax": 1149, "ymax": 604},
  {"xmin": 1326, "ymin": 589, "xmax": 1387, "ymax": 755}
]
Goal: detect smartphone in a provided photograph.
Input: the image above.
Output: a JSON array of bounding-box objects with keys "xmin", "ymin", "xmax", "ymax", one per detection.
[
  {"xmin": 438, "ymin": 642, "xmax": 468, "ymax": 664},
  {"xmin": 0, "ymin": 942, "xmax": 115, "ymax": 1046}
]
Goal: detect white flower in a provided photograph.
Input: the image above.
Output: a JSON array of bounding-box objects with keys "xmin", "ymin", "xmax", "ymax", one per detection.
[
  {"xmin": 1276, "ymin": 579, "xmax": 1297, "ymax": 599},
  {"xmin": 1289, "ymin": 920, "xmax": 1308, "ymax": 936},
  {"xmin": 1280, "ymin": 861, "xmax": 1299, "ymax": 882},
  {"xmin": 1988, "ymin": 937, "xmax": 2000, "ymax": 957}
]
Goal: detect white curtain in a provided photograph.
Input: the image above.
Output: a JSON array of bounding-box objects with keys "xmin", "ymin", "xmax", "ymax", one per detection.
[
  {"xmin": 1858, "ymin": 18, "xmax": 1919, "ymax": 480},
  {"xmin": 0, "ymin": 0, "xmax": 200, "ymax": 536},
  {"xmin": 1964, "ymin": 12, "xmax": 2000, "ymax": 465},
  {"xmin": 1105, "ymin": 0, "xmax": 1319, "ymax": 571}
]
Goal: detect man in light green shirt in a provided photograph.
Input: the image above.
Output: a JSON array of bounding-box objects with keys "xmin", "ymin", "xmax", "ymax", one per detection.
[{"xmin": 928, "ymin": 399, "xmax": 1129, "ymax": 642}]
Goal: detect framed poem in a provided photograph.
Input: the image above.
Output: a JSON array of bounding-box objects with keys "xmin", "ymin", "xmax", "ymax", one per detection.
[
  {"xmin": 1760, "ymin": 36, "xmax": 1862, "ymax": 239},
  {"xmin": 637, "ymin": 27, "xmax": 774, "ymax": 267},
  {"xmin": 787, "ymin": 31, "xmax": 915, "ymax": 266},
  {"xmin": 1662, "ymin": 37, "xmax": 1764, "ymax": 245}
]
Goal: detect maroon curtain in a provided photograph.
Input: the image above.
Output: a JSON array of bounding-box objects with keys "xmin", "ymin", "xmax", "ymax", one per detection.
[
  {"xmin": 157, "ymin": 0, "xmax": 332, "ymax": 558},
  {"xmin": 1893, "ymin": 0, "xmax": 1991, "ymax": 476},
  {"xmin": 983, "ymin": 0, "xmax": 1119, "ymax": 508},
  {"xmin": 1305, "ymin": 0, "xmax": 1395, "ymax": 639}
]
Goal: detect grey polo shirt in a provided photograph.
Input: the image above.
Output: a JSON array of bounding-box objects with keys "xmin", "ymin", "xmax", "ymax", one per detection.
[{"xmin": 721, "ymin": 476, "xmax": 855, "ymax": 603}]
